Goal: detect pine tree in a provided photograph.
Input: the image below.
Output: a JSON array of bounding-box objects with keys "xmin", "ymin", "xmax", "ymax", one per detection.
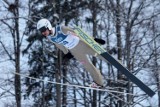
[{"xmin": 24, "ymin": 0, "xmax": 89, "ymax": 106}]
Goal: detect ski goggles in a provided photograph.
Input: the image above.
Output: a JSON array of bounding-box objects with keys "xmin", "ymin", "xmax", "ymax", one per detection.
[{"xmin": 39, "ymin": 26, "xmax": 48, "ymax": 33}]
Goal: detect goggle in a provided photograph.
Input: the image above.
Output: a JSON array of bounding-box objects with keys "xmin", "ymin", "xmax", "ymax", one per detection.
[{"xmin": 39, "ymin": 26, "xmax": 48, "ymax": 33}]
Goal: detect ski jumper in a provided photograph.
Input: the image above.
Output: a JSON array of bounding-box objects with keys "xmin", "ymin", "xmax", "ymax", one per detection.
[{"xmin": 47, "ymin": 25, "xmax": 104, "ymax": 86}]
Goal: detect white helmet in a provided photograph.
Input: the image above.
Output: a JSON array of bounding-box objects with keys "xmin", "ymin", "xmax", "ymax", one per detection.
[{"xmin": 37, "ymin": 18, "xmax": 52, "ymax": 32}]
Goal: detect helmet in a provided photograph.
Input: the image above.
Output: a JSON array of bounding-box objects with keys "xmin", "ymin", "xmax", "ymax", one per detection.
[{"xmin": 37, "ymin": 18, "xmax": 52, "ymax": 32}]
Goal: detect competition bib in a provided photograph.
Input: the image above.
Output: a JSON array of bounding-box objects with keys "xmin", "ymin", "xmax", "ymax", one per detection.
[
  {"xmin": 48, "ymin": 31, "xmax": 79, "ymax": 49},
  {"xmin": 58, "ymin": 31, "xmax": 79, "ymax": 49}
]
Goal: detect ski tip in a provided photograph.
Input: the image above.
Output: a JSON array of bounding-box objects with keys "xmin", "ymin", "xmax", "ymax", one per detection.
[{"xmin": 148, "ymin": 91, "xmax": 156, "ymax": 97}]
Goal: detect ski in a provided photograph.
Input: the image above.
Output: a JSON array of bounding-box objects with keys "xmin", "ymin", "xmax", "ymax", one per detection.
[{"xmin": 74, "ymin": 26, "xmax": 155, "ymax": 97}]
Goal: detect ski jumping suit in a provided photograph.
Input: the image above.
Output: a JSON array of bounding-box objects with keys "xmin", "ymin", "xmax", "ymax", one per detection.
[{"xmin": 47, "ymin": 25, "xmax": 104, "ymax": 86}]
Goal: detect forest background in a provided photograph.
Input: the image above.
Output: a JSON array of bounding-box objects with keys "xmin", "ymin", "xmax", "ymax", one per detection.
[{"xmin": 0, "ymin": 0, "xmax": 160, "ymax": 107}]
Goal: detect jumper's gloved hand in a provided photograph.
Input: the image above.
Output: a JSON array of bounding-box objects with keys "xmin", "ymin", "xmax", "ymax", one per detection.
[
  {"xmin": 94, "ymin": 38, "xmax": 106, "ymax": 45},
  {"xmin": 63, "ymin": 52, "xmax": 74, "ymax": 59}
]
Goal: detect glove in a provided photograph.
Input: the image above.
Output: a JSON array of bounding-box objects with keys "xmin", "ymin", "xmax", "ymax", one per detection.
[
  {"xmin": 94, "ymin": 38, "xmax": 106, "ymax": 45},
  {"xmin": 63, "ymin": 52, "xmax": 74, "ymax": 59}
]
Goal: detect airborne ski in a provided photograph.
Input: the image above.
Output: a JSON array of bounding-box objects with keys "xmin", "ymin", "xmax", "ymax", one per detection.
[{"xmin": 74, "ymin": 26, "xmax": 155, "ymax": 97}]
